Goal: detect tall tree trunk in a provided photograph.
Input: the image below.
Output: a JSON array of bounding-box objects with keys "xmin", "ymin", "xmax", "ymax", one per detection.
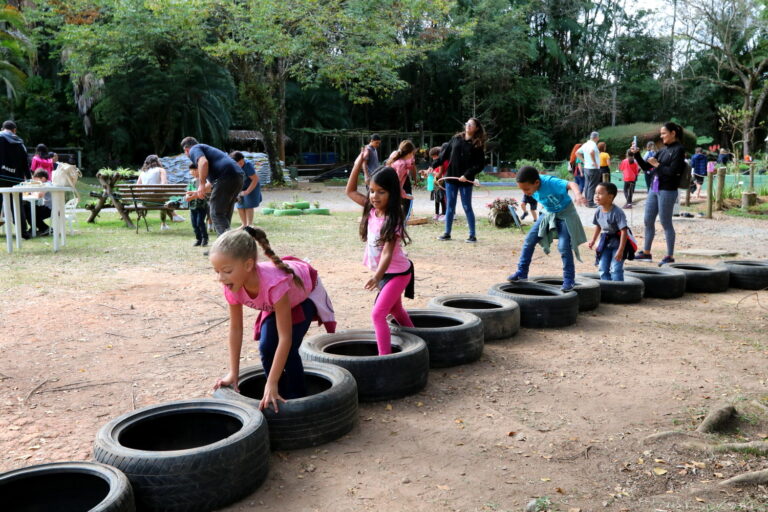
[{"xmin": 277, "ymin": 58, "xmax": 286, "ymax": 164}]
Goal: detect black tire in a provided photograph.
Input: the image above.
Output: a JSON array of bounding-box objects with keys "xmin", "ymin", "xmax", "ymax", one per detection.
[
  {"xmin": 723, "ymin": 260, "xmax": 768, "ymax": 290},
  {"xmin": 0, "ymin": 461, "xmax": 135, "ymax": 512},
  {"xmin": 487, "ymin": 282, "xmax": 579, "ymax": 328},
  {"xmin": 299, "ymin": 330, "xmax": 429, "ymax": 402},
  {"xmin": 387, "ymin": 309, "xmax": 484, "ymax": 368},
  {"xmin": 667, "ymin": 263, "xmax": 730, "ymax": 293},
  {"xmin": 624, "ymin": 266, "xmax": 687, "ymax": 299},
  {"xmin": 578, "ymin": 273, "xmax": 645, "ymax": 304},
  {"xmin": 93, "ymin": 399, "xmax": 269, "ymax": 512},
  {"xmin": 529, "ymin": 275, "xmax": 601, "ymax": 311},
  {"xmin": 427, "ymin": 294, "xmax": 520, "ymax": 341},
  {"xmin": 213, "ymin": 361, "xmax": 358, "ymax": 451}
]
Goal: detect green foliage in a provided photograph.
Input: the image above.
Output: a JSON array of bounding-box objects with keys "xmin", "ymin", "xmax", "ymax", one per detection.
[
  {"xmin": 97, "ymin": 167, "xmax": 138, "ymax": 178},
  {"xmin": 0, "ymin": 5, "xmax": 35, "ymax": 98},
  {"xmin": 596, "ymin": 123, "xmax": 698, "ymax": 154},
  {"xmin": 514, "ymin": 158, "xmax": 545, "ymax": 171}
]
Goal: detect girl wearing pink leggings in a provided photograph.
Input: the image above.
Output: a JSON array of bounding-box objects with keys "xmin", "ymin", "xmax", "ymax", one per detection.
[{"xmin": 346, "ymin": 163, "xmax": 415, "ymax": 355}]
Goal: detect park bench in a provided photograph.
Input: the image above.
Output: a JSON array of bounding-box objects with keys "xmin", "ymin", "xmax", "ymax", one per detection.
[{"xmin": 113, "ymin": 183, "xmax": 188, "ymax": 233}]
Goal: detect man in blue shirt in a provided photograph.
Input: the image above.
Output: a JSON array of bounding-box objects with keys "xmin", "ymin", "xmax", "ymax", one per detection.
[
  {"xmin": 690, "ymin": 147, "xmax": 708, "ymax": 199},
  {"xmin": 181, "ymin": 137, "xmax": 244, "ymax": 235}
]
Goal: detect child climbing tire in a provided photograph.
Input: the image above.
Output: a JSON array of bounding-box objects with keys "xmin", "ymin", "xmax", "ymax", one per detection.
[
  {"xmin": 624, "ymin": 266, "xmax": 686, "ymax": 299},
  {"xmin": 427, "ymin": 294, "xmax": 520, "ymax": 341},
  {"xmin": 300, "ymin": 330, "xmax": 429, "ymax": 402},
  {"xmin": 213, "ymin": 361, "xmax": 358, "ymax": 451},
  {"xmin": 488, "ymin": 282, "xmax": 579, "ymax": 328},
  {"xmin": 529, "ymin": 275, "xmax": 601, "ymax": 311},
  {"xmin": 93, "ymin": 399, "xmax": 269, "ymax": 512},
  {"xmin": 723, "ymin": 260, "xmax": 768, "ymax": 290},
  {"xmin": 0, "ymin": 462, "xmax": 135, "ymax": 512},
  {"xmin": 578, "ymin": 273, "xmax": 645, "ymax": 304},
  {"xmin": 388, "ymin": 309, "xmax": 484, "ymax": 367},
  {"xmin": 667, "ymin": 263, "xmax": 730, "ymax": 293}
]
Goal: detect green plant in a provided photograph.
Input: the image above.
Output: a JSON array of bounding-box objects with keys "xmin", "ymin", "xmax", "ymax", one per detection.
[
  {"xmin": 266, "ymin": 201, "xmax": 279, "ymax": 209},
  {"xmin": 312, "ymin": 200, "xmax": 320, "ymax": 208},
  {"xmin": 531, "ymin": 496, "xmax": 553, "ymax": 512},
  {"xmin": 97, "ymin": 167, "xmax": 138, "ymax": 179},
  {"xmin": 555, "ymin": 161, "xmax": 570, "ymax": 179},
  {"xmin": 515, "ymin": 158, "xmax": 544, "ymax": 171}
]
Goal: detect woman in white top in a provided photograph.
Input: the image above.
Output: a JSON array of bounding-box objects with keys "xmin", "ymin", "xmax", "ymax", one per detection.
[{"xmin": 137, "ymin": 154, "xmax": 183, "ymax": 230}]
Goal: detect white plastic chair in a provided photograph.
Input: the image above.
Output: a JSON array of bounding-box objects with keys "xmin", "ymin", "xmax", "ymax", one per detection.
[{"xmin": 65, "ymin": 197, "xmax": 78, "ymax": 235}]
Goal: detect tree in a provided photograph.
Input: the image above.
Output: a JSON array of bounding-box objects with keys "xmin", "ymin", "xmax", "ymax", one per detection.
[
  {"xmin": 0, "ymin": 5, "xmax": 35, "ymax": 101},
  {"xmin": 678, "ymin": 0, "xmax": 768, "ymax": 156}
]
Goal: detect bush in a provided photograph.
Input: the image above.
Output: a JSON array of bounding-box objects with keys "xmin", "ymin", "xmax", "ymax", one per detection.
[
  {"xmin": 514, "ymin": 158, "xmax": 544, "ymax": 171},
  {"xmin": 594, "ymin": 123, "xmax": 697, "ymax": 154}
]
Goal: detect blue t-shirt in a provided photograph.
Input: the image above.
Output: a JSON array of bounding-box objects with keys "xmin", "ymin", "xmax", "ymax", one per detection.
[
  {"xmin": 531, "ymin": 175, "xmax": 572, "ymax": 213},
  {"xmin": 188, "ymin": 144, "xmax": 244, "ymax": 182},
  {"xmin": 690, "ymin": 153, "xmax": 707, "ymax": 176},
  {"xmin": 241, "ymin": 160, "xmax": 256, "ymax": 190}
]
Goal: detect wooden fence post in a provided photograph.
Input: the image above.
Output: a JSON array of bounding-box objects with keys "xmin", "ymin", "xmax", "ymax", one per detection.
[
  {"xmin": 706, "ymin": 170, "xmax": 714, "ymax": 219},
  {"xmin": 715, "ymin": 166, "xmax": 727, "ymax": 211}
]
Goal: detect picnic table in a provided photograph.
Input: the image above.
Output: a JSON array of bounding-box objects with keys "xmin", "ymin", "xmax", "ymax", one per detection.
[{"xmin": 0, "ymin": 185, "xmax": 74, "ymax": 253}]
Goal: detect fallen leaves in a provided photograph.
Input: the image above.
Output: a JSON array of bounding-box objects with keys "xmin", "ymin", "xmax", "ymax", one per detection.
[{"xmin": 653, "ymin": 467, "xmax": 668, "ymax": 476}]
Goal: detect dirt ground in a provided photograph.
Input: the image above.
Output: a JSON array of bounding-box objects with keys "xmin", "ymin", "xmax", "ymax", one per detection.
[{"xmin": 1, "ymin": 185, "xmax": 767, "ymax": 511}]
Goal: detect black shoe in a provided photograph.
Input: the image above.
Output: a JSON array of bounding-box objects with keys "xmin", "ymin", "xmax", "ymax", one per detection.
[
  {"xmin": 465, "ymin": 236, "xmax": 477, "ymax": 243},
  {"xmin": 201, "ymin": 239, "xmax": 209, "ymax": 247},
  {"xmin": 21, "ymin": 231, "xmax": 32, "ymax": 240},
  {"xmin": 520, "ymin": 212, "xmax": 528, "ymax": 220},
  {"xmin": 437, "ymin": 234, "xmax": 451, "ymax": 241},
  {"xmin": 193, "ymin": 239, "xmax": 202, "ymax": 247}
]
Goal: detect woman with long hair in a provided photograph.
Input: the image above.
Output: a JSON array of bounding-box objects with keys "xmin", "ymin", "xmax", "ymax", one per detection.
[
  {"xmin": 386, "ymin": 140, "xmax": 417, "ymax": 217},
  {"xmin": 436, "ymin": 118, "xmax": 487, "ymax": 243},
  {"xmin": 137, "ymin": 154, "xmax": 183, "ymax": 230}
]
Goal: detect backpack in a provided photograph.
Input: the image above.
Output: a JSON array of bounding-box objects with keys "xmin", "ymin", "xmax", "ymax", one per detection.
[
  {"xmin": 678, "ymin": 161, "xmax": 692, "ymax": 190},
  {"xmin": 52, "ymin": 162, "xmax": 82, "ymax": 198}
]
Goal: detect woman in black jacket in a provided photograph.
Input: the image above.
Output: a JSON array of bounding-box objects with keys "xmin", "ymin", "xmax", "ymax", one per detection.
[
  {"xmin": 436, "ymin": 118, "xmax": 486, "ymax": 243},
  {"xmin": 630, "ymin": 122, "xmax": 686, "ymax": 265}
]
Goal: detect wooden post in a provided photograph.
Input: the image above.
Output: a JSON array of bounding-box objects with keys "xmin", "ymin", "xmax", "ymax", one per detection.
[
  {"xmin": 706, "ymin": 170, "xmax": 714, "ymax": 219},
  {"xmin": 685, "ymin": 187, "xmax": 690, "ymax": 206},
  {"xmin": 715, "ymin": 166, "xmax": 727, "ymax": 211}
]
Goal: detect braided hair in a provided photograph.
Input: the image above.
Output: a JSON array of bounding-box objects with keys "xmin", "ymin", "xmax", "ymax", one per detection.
[{"xmin": 209, "ymin": 226, "xmax": 304, "ymax": 289}]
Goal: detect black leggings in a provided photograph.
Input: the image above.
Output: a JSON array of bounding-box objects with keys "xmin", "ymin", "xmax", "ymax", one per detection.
[{"xmin": 623, "ymin": 181, "xmax": 636, "ymax": 204}]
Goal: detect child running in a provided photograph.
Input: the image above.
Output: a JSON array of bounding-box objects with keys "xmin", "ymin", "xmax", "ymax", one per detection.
[
  {"xmin": 210, "ymin": 227, "xmax": 336, "ymax": 412},
  {"xmin": 618, "ymin": 150, "xmax": 640, "ymax": 208},
  {"xmin": 507, "ymin": 166, "xmax": 588, "ymax": 291},
  {"xmin": 346, "ymin": 163, "xmax": 414, "ymax": 355},
  {"xmin": 588, "ymin": 183, "xmax": 631, "ymax": 281}
]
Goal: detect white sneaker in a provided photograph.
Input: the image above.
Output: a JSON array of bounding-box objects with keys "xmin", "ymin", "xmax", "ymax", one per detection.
[
  {"xmin": 160, "ymin": 224, "xmax": 170, "ymax": 231},
  {"xmin": 172, "ymin": 214, "xmax": 185, "ymax": 222}
]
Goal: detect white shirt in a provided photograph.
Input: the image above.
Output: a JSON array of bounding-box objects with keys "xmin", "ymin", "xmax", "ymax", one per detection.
[{"xmin": 578, "ymin": 140, "xmax": 599, "ymax": 169}]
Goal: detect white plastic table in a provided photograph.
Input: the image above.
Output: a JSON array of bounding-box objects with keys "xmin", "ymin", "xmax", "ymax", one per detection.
[{"xmin": 0, "ymin": 185, "xmax": 74, "ymax": 253}]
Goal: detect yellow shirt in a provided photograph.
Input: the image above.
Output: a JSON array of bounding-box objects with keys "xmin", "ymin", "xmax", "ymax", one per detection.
[{"xmin": 599, "ymin": 152, "xmax": 610, "ymax": 167}]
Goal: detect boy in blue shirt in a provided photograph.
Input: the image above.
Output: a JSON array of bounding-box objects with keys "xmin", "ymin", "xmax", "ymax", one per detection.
[{"xmin": 507, "ymin": 166, "xmax": 588, "ymax": 291}]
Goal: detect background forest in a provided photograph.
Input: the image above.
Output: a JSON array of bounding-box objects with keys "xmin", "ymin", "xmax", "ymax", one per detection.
[{"xmin": 1, "ymin": 0, "xmax": 767, "ymax": 177}]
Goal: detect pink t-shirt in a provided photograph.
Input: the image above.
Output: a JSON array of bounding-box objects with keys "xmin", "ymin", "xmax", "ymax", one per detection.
[
  {"xmin": 31, "ymin": 156, "xmax": 53, "ymax": 180},
  {"xmin": 223, "ymin": 260, "xmax": 312, "ymax": 313},
  {"xmin": 363, "ymin": 209, "xmax": 410, "ymax": 274},
  {"xmin": 390, "ymin": 157, "xmax": 414, "ymax": 198},
  {"xmin": 619, "ymin": 159, "xmax": 639, "ymax": 182}
]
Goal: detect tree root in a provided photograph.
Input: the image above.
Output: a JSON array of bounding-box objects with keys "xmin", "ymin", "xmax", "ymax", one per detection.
[
  {"xmin": 720, "ymin": 469, "xmax": 768, "ymax": 487},
  {"xmin": 680, "ymin": 440, "xmax": 768, "ymax": 456},
  {"xmin": 696, "ymin": 403, "xmax": 736, "ymax": 433}
]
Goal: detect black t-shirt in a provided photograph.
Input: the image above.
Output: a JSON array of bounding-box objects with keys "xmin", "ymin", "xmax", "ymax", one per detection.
[{"xmin": 188, "ymin": 144, "xmax": 244, "ymax": 182}]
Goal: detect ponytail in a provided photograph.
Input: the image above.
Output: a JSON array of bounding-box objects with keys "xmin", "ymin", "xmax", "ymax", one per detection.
[{"xmin": 242, "ymin": 226, "xmax": 304, "ymax": 289}]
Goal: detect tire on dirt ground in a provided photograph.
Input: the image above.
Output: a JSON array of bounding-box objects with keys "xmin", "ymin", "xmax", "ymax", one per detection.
[
  {"xmin": 299, "ymin": 330, "xmax": 429, "ymax": 402},
  {"xmin": 0, "ymin": 461, "xmax": 135, "ymax": 512},
  {"xmin": 427, "ymin": 294, "xmax": 519, "ymax": 341},
  {"xmin": 388, "ymin": 309, "xmax": 484, "ymax": 368},
  {"xmin": 667, "ymin": 262, "xmax": 730, "ymax": 293},
  {"xmin": 93, "ymin": 399, "xmax": 269, "ymax": 512},
  {"xmin": 487, "ymin": 282, "xmax": 578, "ymax": 328},
  {"xmin": 624, "ymin": 266, "xmax": 687, "ymax": 299},
  {"xmin": 213, "ymin": 361, "xmax": 357, "ymax": 450},
  {"xmin": 723, "ymin": 260, "xmax": 768, "ymax": 290},
  {"xmin": 529, "ymin": 275, "xmax": 601, "ymax": 311},
  {"xmin": 578, "ymin": 272, "xmax": 645, "ymax": 304}
]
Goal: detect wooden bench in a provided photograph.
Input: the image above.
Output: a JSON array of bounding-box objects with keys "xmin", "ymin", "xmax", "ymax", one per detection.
[{"xmin": 114, "ymin": 184, "xmax": 189, "ymax": 233}]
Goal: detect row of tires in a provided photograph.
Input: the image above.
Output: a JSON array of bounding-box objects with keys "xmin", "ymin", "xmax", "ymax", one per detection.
[{"xmin": 3, "ymin": 259, "xmax": 766, "ymax": 511}]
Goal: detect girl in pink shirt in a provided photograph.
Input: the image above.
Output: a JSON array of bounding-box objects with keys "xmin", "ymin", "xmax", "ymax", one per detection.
[
  {"xmin": 30, "ymin": 144, "xmax": 53, "ymax": 181},
  {"xmin": 387, "ymin": 140, "xmax": 417, "ymax": 217},
  {"xmin": 346, "ymin": 164, "xmax": 414, "ymax": 355},
  {"xmin": 210, "ymin": 226, "xmax": 335, "ymax": 412}
]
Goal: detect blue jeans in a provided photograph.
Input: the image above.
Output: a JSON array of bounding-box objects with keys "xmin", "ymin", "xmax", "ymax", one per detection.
[
  {"xmin": 444, "ymin": 181, "xmax": 476, "ymax": 237},
  {"xmin": 598, "ymin": 245, "xmax": 624, "ymax": 281},
  {"xmin": 258, "ymin": 299, "xmax": 316, "ymax": 400},
  {"xmin": 190, "ymin": 207, "xmax": 207, "ymax": 242},
  {"xmin": 644, "ymin": 189, "xmax": 678, "ymax": 256},
  {"xmin": 574, "ymin": 174, "xmax": 585, "ymax": 193},
  {"xmin": 516, "ymin": 215, "xmax": 575, "ymax": 281}
]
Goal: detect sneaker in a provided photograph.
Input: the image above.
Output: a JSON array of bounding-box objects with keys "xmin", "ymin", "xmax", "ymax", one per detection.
[
  {"xmin": 465, "ymin": 236, "xmax": 477, "ymax": 243},
  {"xmin": 507, "ymin": 271, "xmax": 527, "ymax": 282},
  {"xmin": 433, "ymin": 214, "xmax": 440, "ymax": 220},
  {"xmin": 437, "ymin": 215, "xmax": 446, "ymax": 221},
  {"xmin": 201, "ymin": 239, "xmax": 209, "ymax": 247},
  {"xmin": 520, "ymin": 211, "xmax": 528, "ymax": 220},
  {"xmin": 160, "ymin": 224, "xmax": 170, "ymax": 231},
  {"xmin": 193, "ymin": 239, "xmax": 202, "ymax": 247},
  {"xmin": 21, "ymin": 231, "xmax": 32, "ymax": 240},
  {"xmin": 172, "ymin": 214, "xmax": 185, "ymax": 222},
  {"xmin": 634, "ymin": 251, "xmax": 652, "ymax": 261},
  {"xmin": 622, "ymin": 204, "xmax": 632, "ymax": 209},
  {"xmin": 437, "ymin": 234, "xmax": 451, "ymax": 241},
  {"xmin": 561, "ymin": 279, "xmax": 575, "ymax": 292},
  {"xmin": 658, "ymin": 255, "xmax": 675, "ymax": 266}
]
